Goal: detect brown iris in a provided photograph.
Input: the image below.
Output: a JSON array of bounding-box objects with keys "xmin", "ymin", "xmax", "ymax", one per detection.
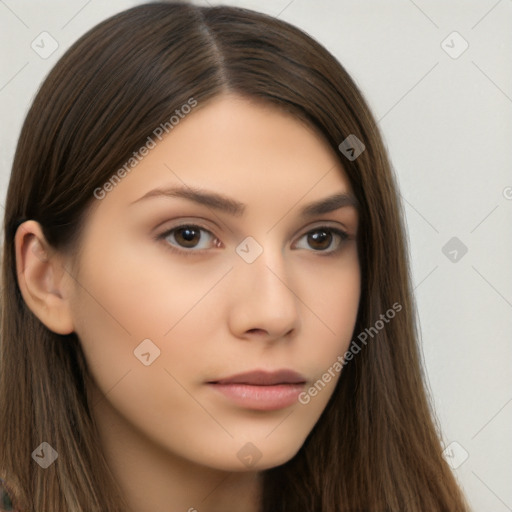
[
  {"xmin": 174, "ymin": 227, "xmax": 202, "ymax": 248},
  {"xmin": 307, "ymin": 229, "xmax": 332, "ymax": 251}
]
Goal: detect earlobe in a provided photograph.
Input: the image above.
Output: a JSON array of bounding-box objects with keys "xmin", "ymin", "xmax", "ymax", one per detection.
[{"xmin": 14, "ymin": 220, "xmax": 75, "ymax": 335}]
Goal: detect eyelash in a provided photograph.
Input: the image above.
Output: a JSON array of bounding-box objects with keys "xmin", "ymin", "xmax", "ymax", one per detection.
[{"xmin": 155, "ymin": 223, "xmax": 350, "ymax": 257}]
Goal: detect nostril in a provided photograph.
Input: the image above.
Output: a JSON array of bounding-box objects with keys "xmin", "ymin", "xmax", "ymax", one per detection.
[{"xmin": 247, "ymin": 328, "xmax": 266, "ymax": 335}]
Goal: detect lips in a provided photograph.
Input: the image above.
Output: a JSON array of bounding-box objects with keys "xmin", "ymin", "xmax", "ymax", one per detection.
[
  {"xmin": 207, "ymin": 369, "xmax": 306, "ymax": 411},
  {"xmin": 209, "ymin": 369, "xmax": 306, "ymax": 386}
]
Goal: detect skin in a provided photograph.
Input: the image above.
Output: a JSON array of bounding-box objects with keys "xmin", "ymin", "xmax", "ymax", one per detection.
[{"xmin": 16, "ymin": 94, "xmax": 360, "ymax": 512}]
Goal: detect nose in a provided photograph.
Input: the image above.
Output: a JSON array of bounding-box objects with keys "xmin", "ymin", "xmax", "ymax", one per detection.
[{"xmin": 227, "ymin": 247, "xmax": 300, "ymax": 342}]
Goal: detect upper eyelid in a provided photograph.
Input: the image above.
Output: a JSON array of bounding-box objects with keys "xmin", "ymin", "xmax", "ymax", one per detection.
[
  {"xmin": 158, "ymin": 221, "xmax": 349, "ymax": 237},
  {"xmin": 158, "ymin": 223, "xmax": 217, "ymax": 244}
]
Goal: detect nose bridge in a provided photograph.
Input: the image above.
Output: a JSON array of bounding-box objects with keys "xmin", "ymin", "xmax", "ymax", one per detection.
[
  {"xmin": 230, "ymin": 237, "xmax": 299, "ymax": 338},
  {"xmin": 237, "ymin": 241, "xmax": 293, "ymax": 305}
]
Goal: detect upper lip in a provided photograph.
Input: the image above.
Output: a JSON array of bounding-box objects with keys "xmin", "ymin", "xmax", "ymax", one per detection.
[{"xmin": 209, "ymin": 369, "xmax": 306, "ymax": 386}]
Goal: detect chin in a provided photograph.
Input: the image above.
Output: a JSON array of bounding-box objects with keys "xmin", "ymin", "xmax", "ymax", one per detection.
[{"xmin": 219, "ymin": 438, "xmax": 304, "ymax": 473}]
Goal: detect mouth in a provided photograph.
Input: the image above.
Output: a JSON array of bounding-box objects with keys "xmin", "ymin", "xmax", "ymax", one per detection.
[{"xmin": 207, "ymin": 369, "xmax": 307, "ymax": 411}]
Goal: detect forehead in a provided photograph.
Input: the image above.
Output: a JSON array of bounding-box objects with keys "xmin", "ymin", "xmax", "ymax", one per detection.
[{"xmin": 91, "ymin": 94, "xmax": 354, "ymax": 217}]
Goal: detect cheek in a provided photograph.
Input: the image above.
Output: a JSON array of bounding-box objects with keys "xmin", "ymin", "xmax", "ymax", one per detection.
[
  {"xmin": 73, "ymin": 224, "xmax": 232, "ymax": 338},
  {"xmin": 297, "ymin": 248, "xmax": 361, "ymax": 360},
  {"xmin": 69, "ymin": 230, "xmax": 233, "ymax": 393},
  {"xmin": 69, "ymin": 245, "xmax": 232, "ymax": 448}
]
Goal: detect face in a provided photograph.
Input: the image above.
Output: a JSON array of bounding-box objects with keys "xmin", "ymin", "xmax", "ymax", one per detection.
[{"xmin": 65, "ymin": 94, "xmax": 360, "ymax": 472}]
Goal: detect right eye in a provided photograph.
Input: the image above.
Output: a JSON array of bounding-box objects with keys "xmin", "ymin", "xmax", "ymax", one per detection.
[{"xmin": 156, "ymin": 224, "xmax": 221, "ymax": 254}]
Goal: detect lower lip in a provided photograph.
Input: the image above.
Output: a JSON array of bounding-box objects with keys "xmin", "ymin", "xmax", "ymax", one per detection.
[{"xmin": 208, "ymin": 383, "xmax": 305, "ymax": 411}]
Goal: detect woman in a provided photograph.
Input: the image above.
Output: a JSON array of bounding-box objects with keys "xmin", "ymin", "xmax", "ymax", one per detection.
[{"xmin": 0, "ymin": 2, "xmax": 470, "ymax": 511}]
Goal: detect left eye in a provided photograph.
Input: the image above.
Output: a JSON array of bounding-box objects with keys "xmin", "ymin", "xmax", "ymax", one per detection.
[
  {"xmin": 161, "ymin": 225, "xmax": 217, "ymax": 250},
  {"xmin": 294, "ymin": 227, "xmax": 348, "ymax": 253}
]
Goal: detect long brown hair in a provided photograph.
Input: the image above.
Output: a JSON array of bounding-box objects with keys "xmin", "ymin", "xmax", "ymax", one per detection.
[{"xmin": 1, "ymin": 2, "xmax": 470, "ymax": 510}]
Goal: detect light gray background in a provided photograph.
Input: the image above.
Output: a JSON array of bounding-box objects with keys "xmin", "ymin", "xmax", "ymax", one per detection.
[{"xmin": 1, "ymin": 1, "xmax": 511, "ymax": 510}]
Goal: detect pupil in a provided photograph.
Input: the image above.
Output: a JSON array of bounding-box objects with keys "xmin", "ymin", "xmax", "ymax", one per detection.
[
  {"xmin": 177, "ymin": 227, "xmax": 199, "ymax": 247},
  {"xmin": 308, "ymin": 230, "xmax": 331, "ymax": 250}
]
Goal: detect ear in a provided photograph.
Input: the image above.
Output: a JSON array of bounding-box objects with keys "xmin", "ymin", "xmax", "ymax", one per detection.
[{"xmin": 14, "ymin": 220, "xmax": 75, "ymax": 335}]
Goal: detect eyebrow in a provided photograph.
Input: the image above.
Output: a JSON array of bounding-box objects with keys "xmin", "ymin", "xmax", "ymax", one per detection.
[{"xmin": 129, "ymin": 185, "xmax": 359, "ymax": 217}]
